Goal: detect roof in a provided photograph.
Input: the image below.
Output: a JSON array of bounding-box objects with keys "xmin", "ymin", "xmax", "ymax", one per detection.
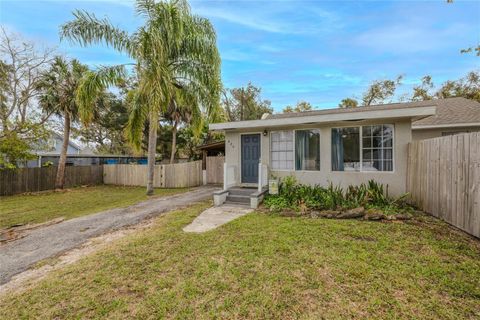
[
  {"xmin": 210, "ymin": 103, "xmax": 436, "ymax": 131},
  {"xmin": 411, "ymin": 97, "xmax": 480, "ymax": 129},
  {"xmin": 51, "ymin": 132, "xmax": 82, "ymax": 150},
  {"xmin": 35, "ymin": 153, "xmax": 146, "ymax": 158},
  {"xmin": 197, "ymin": 141, "xmax": 225, "ymax": 151},
  {"xmin": 210, "ymin": 97, "xmax": 480, "ymax": 131}
]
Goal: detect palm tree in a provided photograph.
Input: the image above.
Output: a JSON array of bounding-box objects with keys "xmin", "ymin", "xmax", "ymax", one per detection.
[
  {"xmin": 37, "ymin": 56, "xmax": 90, "ymax": 189},
  {"xmin": 60, "ymin": 0, "xmax": 221, "ymax": 195}
]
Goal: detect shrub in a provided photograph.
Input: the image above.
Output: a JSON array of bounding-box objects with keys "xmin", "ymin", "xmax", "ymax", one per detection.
[{"xmin": 263, "ymin": 177, "xmax": 412, "ymax": 215}]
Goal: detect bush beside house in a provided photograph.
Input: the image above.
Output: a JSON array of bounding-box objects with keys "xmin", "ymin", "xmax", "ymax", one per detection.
[{"xmin": 263, "ymin": 176, "xmax": 418, "ymax": 221}]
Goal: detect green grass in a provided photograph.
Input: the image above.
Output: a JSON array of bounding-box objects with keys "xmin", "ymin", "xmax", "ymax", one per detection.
[
  {"xmin": 1, "ymin": 202, "xmax": 479, "ymax": 319},
  {"xmin": 0, "ymin": 185, "xmax": 188, "ymax": 229}
]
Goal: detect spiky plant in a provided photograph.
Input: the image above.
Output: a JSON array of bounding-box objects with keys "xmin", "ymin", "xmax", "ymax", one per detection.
[{"xmin": 60, "ymin": 0, "xmax": 221, "ymax": 195}]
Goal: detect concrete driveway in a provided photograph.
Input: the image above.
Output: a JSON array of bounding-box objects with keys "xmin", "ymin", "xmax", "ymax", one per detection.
[{"xmin": 0, "ymin": 186, "xmax": 218, "ymax": 285}]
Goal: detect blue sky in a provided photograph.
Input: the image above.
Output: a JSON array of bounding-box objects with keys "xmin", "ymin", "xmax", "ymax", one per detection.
[{"xmin": 1, "ymin": 0, "xmax": 479, "ymax": 111}]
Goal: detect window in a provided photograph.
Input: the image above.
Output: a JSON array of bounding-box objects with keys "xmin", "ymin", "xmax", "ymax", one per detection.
[
  {"xmin": 295, "ymin": 130, "xmax": 320, "ymax": 170},
  {"xmin": 332, "ymin": 127, "xmax": 360, "ymax": 171},
  {"xmin": 332, "ymin": 125, "xmax": 394, "ymax": 172},
  {"xmin": 271, "ymin": 130, "xmax": 294, "ymax": 170},
  {"xmin": 362, "ymin": 125, "xmax": 393, "ymax": 171}
]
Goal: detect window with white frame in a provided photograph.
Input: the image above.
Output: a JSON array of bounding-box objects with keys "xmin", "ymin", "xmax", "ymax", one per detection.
[
  {"xmin": 332, "ymin": 124, "xmax": 394, "ymax": 172},
  {"xmin": 270, "ymin": 130, "xmax": 294, "ymax": 170},
  {"xmin": 295, "ymin": 129, "xmax": 320, "ymax": 171}
]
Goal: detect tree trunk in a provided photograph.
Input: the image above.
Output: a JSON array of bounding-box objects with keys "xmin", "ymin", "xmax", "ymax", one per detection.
[
  {"xmin": 146, "ymin": 111, "xmax": 158, "ymax": 196},
  {"xmin": 55, "ymin": 111, "xmax": 71, "ymax": 189},
  {"xmin": 170, "ymin": 120, "xmax": 178, "ymax": 164}
]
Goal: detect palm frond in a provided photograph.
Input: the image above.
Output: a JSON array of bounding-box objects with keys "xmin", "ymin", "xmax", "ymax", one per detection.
[
  {"xmin": 125, "ymin": 89, "xmax": 149, "ymax": 151},
  {"xmin": 60, "ymin": 10, "xmax": 135, "ymax": 57},
  {"xmin": 76, "ymin": 65, "xmax": 126, "ymax": 124}
]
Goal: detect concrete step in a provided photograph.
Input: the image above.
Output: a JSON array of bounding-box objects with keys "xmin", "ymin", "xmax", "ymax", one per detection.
[
  {"xmin": 228, "ymin": 188, "xmax": 256, "ymax": 196},
  {"xmin": 223, "ymin": 201, "xmax": 250, "ymax": 208},
  {"xmin": 226, "ymin": 194, "xmax": 250, "ymax": 204}
]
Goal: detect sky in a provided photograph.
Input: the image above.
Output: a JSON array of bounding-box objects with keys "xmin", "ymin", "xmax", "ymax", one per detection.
[{"xmin": 1, "ymin": 0, "xmax": 479, "ymax": 111}]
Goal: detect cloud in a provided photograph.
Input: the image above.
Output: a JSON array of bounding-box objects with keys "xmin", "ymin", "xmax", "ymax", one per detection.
[
  {"xmin": 192, "ymin": 2, "xmax": 341, "ymax": 35},
  {"xmin": 353, "ymin": 22, "xmax": 470, "ymax": 54},
  {"xmin": 193, "ymin": 6, "xmax": 292, "ymax": 34}
]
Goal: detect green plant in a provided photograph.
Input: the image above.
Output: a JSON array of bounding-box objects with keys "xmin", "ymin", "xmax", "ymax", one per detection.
[{"xmin": 263, "ymin": 178, "xmax": 412, "ymax": 215}]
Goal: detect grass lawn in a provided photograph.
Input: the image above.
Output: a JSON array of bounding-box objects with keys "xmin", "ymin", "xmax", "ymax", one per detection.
[
  {"xmin": 0, "ymin": 185, "xmax": 188, "ymax": 229},
  {"xmin": 1, "ymin": 202, "xmax": 479, "ymax": 319}
]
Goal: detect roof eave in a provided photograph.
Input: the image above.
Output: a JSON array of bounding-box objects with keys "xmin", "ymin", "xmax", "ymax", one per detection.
[{"xmin": 210, "ymin": 106, "xmax": 437, "ymax": 131}]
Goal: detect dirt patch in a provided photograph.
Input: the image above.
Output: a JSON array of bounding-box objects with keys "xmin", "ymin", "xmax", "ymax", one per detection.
[
  {"xmin": 0, "ymin": 218, "xmax": 155, "ymax": 297},
  {"xmin": 0, "ymin": 218, "xmax": 65, "ymax": 244}
]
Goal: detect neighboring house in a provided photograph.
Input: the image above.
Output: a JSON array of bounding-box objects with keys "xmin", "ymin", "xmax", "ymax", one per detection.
[
  {"xmin": 25, "ymin": 132, "xmax": 147, "ymax": 167},
  {"xmin": 38, "ymin": 132, "xmax": 83, "ymax": 155},
  {"xmin": 25, "ymin": 132, "xmax": 82, "ymax": 167},
  {"xmin": 411, "ymin": 97, "xmax": 480, "ymax": 140}
]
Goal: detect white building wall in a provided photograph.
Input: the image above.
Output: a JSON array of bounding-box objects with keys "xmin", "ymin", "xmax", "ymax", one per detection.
[{"xmin": 224, "ymin": 119, "xmax": 412, "ymax": 197}]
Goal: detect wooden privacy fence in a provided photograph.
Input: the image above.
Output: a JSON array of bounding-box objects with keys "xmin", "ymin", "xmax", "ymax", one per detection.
[
  {"xmin": 103, "ymin": 160, "xmax": 203, "ymax": 188},
  {"xmin": 206, "ymin": 156, "xmax": 224, "ymax": 184},
  {"xmin": 407, "ymin": 132, "xmax": 480, "ymax": 238},
  {"xmin": 0, "ymin": 165, "xmax": 104, "ymax": 196}
]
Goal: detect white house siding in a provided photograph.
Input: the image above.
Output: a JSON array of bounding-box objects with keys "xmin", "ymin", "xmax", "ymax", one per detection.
[{"xmin": 224, "ymin": 119, "xmax": 412, "ymax": 197}]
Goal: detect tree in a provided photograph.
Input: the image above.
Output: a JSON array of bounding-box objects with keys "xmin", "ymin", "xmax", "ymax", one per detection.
[
  {"xmin": 435, "ymin": 71, "xmax": 480, "ymax": 103},
  {"xmin": 37, "ymin": 56, "xmax": 93, "ymax": 189},
  {"xmin": 163, "ymin": 88, "xmax": 199, "ymax": 163},
  {"xmin": 61, "ymin": 0, "xmax": 221, "ymax": 195},
  {"xmin": 362, "ymin": 75, "xmax": 403, "ymax": 106},
  {"xmin": 0, "ymin": 131, "xmax": 36, "ymax": 169},
  {"xmin": 222, "ymin": 83, "xmax": 272, "ymax": 121},
  {"xmin": 411, "ymin": 76, "xmax": 434, "ymax": 101},
  {"xmin": 283, "ymin": 101, "xmax": 313, "ymax": 113},
  {"xmin": 338, "ymin": 98, "xmax": 359, "ymax": 108},
  {"xmin": 0, "ymin": 28, "xmax": 54, "ymax": 166},
  {"xmin": 410, "ymin": 71, "xmax": 480, "ymax": 103},
  {"xmin": 74, "ymin": 93, "xmax": 132, "ymax": 154},
  {"xmin": 461, "ymin": 45, "xmax": 480, "ymax": 56}
]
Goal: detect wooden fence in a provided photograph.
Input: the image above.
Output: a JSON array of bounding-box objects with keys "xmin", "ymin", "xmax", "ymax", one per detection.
[
  {"xmin": 206, "ymin": 156, "xmax": 224, "ymax": 184},
  {"xmin": 407, "ymin": 132, "xmax": 480, "ymax": 238},
  {"xmin": 103, "ymin": 160, "xmax": 203, "ymax": 188},
  {"xmin": 0, "ymin": 165, "xmax": 104, "ymax": 196}
]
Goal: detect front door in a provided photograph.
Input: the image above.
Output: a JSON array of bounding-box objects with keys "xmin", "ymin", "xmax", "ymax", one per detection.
[{"xmin": 241, "ymin": 134, "xmax": 261, "ymax": 184}]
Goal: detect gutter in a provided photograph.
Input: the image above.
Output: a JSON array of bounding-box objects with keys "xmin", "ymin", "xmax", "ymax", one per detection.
[{"xmin": 210, "ymin": 106, "xmax": 436, "ymax": 131}]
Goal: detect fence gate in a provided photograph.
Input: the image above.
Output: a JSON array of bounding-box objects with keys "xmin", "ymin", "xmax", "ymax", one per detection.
[{"xmin": 206, "ymin": 156, "xmax": 224, "ymax": 184}]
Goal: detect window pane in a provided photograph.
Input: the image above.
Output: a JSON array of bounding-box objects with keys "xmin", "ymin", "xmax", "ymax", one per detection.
[
  {"xmin": 270, "ymin": 131, "xmax": 294, "ymax": 170},
  {"xmin": 363, "ymin": 137, "xmax": 371, "ymax": 148},
  {"xmin": 362, "ymin": 126, "xmax": 372, "ymax": 136},
  {"xmin": 372, "ymin": 125, "xmax": 382, "ymax": 136},
  {"xmin": 362, "ymin": 149, "xmax": 373, "ymax": 160},
  {"xmin": 295, "ymin": 130, "xmax": 320, "ymax": 171},
  {"xmin": 383, "ymin": 149, "xmax": 393, "ymax": 160},
  {"xmin": 332, "ymin": 127, "xmax": 360, "ymax": 171}
]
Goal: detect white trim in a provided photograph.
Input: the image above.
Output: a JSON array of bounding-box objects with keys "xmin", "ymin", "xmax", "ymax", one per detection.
[
  {"xmin": 330, "ymin": 124, "xmax": 395, "ymax": 173},
  {"xmin": 269, "ymin": 130, "xmax": 294, "ymax": 171},
  {"xmin": 211, "ymin": 106, "xmax": 436, "ymax": 131},
  {"xmin": 412, "ymin": 122, "xmax": 480, "ymax": 130},
  {"xmin": 293, "ymin": 128, "xmax": 321, "ymax": 172}
]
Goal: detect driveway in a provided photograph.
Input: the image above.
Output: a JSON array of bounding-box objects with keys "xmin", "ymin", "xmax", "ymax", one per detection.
[{"xmin": 0, "ymin": 186, "xmax": 218, "ymax": 285}]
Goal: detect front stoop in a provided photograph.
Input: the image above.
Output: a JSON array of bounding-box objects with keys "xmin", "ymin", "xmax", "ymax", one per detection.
[{"xmin": 213, "ymin": 187, "xmax": 268, "ymax": 209}]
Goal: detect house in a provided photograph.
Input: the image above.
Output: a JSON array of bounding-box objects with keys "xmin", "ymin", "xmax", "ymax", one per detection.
[
  {"xmin": 411, "ymin": 97, "xmax": 480, "ymax": 139},
  {"xmin": 24, "ymin": 132, "xmax": 147, "ymax": 167},
  {"xmin": 210, "ymin": 97, "xmax": 480, "ymax": 208}
]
